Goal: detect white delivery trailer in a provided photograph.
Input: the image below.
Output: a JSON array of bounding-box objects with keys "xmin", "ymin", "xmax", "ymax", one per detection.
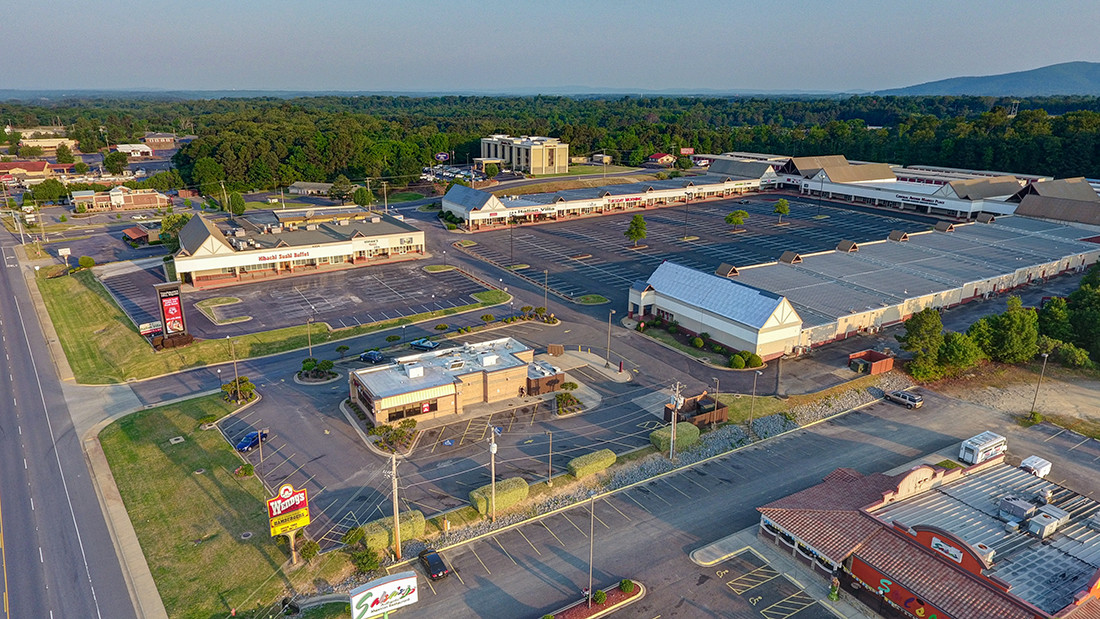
[
  {"xmin": 1020, "ymin": 455, "xmax": 1052, "ymax": 478},
  {"xmin": 959, "ymin": 431, "xmax": 1007, "ymax": 465}
]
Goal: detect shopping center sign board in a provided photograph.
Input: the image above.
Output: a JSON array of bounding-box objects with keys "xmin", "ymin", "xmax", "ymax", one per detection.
[
  {"xmin": 350, "ymin": 572, "xmax": 418, "ymax": 618},
  {"xmin": 267, "ymin": 483, "xmax": 310, "ymax": 537}
]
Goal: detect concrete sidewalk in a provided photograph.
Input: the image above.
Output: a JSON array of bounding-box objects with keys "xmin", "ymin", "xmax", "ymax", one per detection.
[{"xmin": 691, "ymin": 526, "xmax": 870, "ymax": 619}]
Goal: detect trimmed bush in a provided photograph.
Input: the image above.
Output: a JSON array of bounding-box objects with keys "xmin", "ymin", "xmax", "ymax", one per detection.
[
  {"xmin": 691, "ymin": 337, "xmax": 704, "ymax": 349},
  {"xmin": 386, "ymin": 335, "xmax": 401, "ymax": 342},
  {"xmin": 593, "ymin": 589, "xmax": 607, "ymax": 604},
  {"xmin": 350, "ymin": 548, "xmax": 380, "ymax": 573},
  {"xmin": 469, "ymin": 477, "xmax": 529, "ymax": 516},
  {"xmin": 298, "ymin": 538, "xmax": 320, "ymax": 562},
  {"xmin": 358, "ymin": 510, "xmax": 426, "ymax": 551},
  {"xmin": 620, "ymin": 579, "xmax": 635, "ymax": 593},
  {"xmin": 341, "ymin": 527, "xmax": 364, "ymax": 546},
  {"xmin": 728, "ymin": 355, "xmax": 745, "ymax": 369},
  {"xmin": 568, "ymin": 449, "xmax": 617, "ymax": 479},
  {"xmin": 649, "ymin": 422, "xmax": 700, "ymax": 453},
  {"xmin": 745, "ymin": 353, "xmax": 763, "ymax": 368}
]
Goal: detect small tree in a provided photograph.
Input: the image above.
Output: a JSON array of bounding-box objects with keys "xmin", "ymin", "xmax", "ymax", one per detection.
[
  {"xmin": 896, "ymin": 307, "xmax": 944, "ymax": 360},
  {"xmin": 988, "ymin": 296, "xmax": 1039, "ymax": 364},
  {"xmin": 352, "ymin": 186, "xmax": 373, "ymax": 207},
  {"xmin": 480, "ymin": 314, "xmax": 495, "ymax": 325},
  {"xmin": 103, "ymin": 151, "xmax": 128, "ymax": 175},
  {"xmin": 773, "ymin": 198, "xmax": 790, "ymax": 224},
  {"xmin": 55, "ymin": 143, "xmax": 75, "ymax": 164},
  {"xmin": 78, "ymin": 255, "xmax": 95, "ymax": 269},
  {"xmin": 298, "ymin": 538, "xmax": 320, "ymax": 562},
  {"xmin": 484, "ymin": 163, "xmax": 500, "ymax": 178},
  {"xmin": 938, "ymin": 331, "xmax": 983, "ymax": 374},
  {"xmin": 336, "ymin": 345, "xmax": 350, "ymax": 358},
  {"xmin": 329, "ymin": 174, "xmax": 354, "ymax": 204},
  {"xmin": 74, "ymin": 161, "xmax": 89, "ymax": 174},
  {"xmin": 386, "ymin": 335, "xmax": 401, "ymax": 343},
  {"xmin": 724, "ymin": 209, "xmax": 749, "ymax": 231},
  {"xmin": 1038, "ymin": 297, "xmax": 1073, "ymax": 342},
  {"xmin": 434, "ymin": 323, "xmax": 448, "ymax": 331},
  {"xmin": 676, "ymin": 156, "xmax": 693, "ymax": 169},
  {"xmin": 229, "ymin": 192, "xmax": 246, "ymax": 217},
  {"xmin": 534, "ymin": 307, "xmax": 546, "ymax": 318},
  {"xmin": 624, "ymin": 214, "xmax": 647, "ymax": 247},
  {"xmin": 520, "ymin": 305, "xmax": 533, "ymax": 317},
  {"xmin": 318, "ymin": 359, "xmax": 335, "ymax": 373}
]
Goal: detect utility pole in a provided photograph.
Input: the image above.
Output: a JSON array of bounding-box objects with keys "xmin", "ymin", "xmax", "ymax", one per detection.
[
  {"xmin": 382, "ymin": 180, "xmax": 389, "ymax": 214},
  {"xmin": 670, "ymin": 382, "xmax": 683, "ymax": 461},
  {"xmin": 365, "ymin": 178, "xmax": 372, "ymax": 209},
  {"xmin": 489, "ymin": 432, "xmax": 498, "ymax": 523},
  {"xmin": 391, "ymin": 453, "xmax": 402, "ymax": 560},
  {"xmin": 587, "ymin": 492, "xmax": 596, "ymax": 609},
  {"xmin": 605, "ymin": 309, "xmax": 616, "ymax": 368},
  {"xmin": 280, "ymin": 187, "xmax": 285, "ymax": 209},
  {"xmin": 545, "ymin": 431, "xmax": 553, "ymax": 487},
  {"xmin": 220, "ymin": 180, "xmax": 230, "ymax": 220}
]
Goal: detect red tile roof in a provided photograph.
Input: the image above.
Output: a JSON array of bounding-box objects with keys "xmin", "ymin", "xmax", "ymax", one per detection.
[
  {"xmin": 649, "ymin": 153, "xmax": 672, "ymax": 159},
  {"xmin": 1060, "ymin": 597, "xmax": 1100, "ymax": 619},
  {"xmin": 122, "ymin": 226, "xmax": 148, "ymax": 240},
  {"xmin": 0, "ymin": 161, "xmax": 49, "ymax": 172},
  {"xmin": 856, "ymin": 528, "xmax": 1041, "ymax": 619},
  {"xmin": 760, "ymin": 469, "xmax": 899, "ymax": 512}
]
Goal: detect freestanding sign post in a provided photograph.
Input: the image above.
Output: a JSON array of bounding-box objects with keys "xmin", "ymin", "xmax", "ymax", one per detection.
[
  {"xmin": 268, "ymin": 483, "xmax": 311, "ymax": 564},
  {"xmin": 154, "ymin": 281, "xmax": 188, "ymax": 337},
  {"xmin": 350, "ymin": 572, "xmax": 418, "ymax": 619}
]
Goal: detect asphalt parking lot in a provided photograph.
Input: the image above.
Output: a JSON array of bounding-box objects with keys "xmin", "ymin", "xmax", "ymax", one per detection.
[
  {"xmin": 462, "ymin": 195, "xmax": 937, "ymax": 303},
  {"xmin": 716, "ymin": 549, "xmax": 841, "ymax": 619},
  {"xmin": 97, "ymin": 259, "xmax": 169, "ymax": 328},
  {"xmin": 185, "ymin": 262, "xmax": 492, "ymax": 337}
]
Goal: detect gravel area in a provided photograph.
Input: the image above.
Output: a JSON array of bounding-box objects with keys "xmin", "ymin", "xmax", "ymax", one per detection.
[
  {"xmin": 752, "ymin": 413, "xmax": 799, "ymax": 439},
  {"xmin": 789, "ymin": 372, "xmax": 914, "ymax": 426}
]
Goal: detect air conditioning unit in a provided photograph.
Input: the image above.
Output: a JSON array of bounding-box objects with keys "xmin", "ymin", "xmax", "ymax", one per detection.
[
  {"xmin": 1028, "ymin": 513, "xmax": 1060, "ymax": 539},
  {"xmin": 973, "ymin": 542, "xmax": 996, "ymax": 565},
  {"xmin": 1038, "ymin": 504, "xmax": 1070, "ymax": 526},
  {"xmin": 1005, "ymin": 521, "xmax": 1020, "ymax": 533},
  {"xmin": 1088, "ymin": 513, "xmax": 1100, "ymax": 532},
  {"xmin": 999, "ymin": 497, "xmax": 1035, "ymax": 521}
]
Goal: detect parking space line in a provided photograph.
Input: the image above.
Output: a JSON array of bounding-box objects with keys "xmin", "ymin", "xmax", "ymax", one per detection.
[
  {"xmin": 424, "ymin": 576, "xmax": 437, "ymax": 595},
  {"xmin": 759, "ymin": 590, "xmax": 817, "ymax": 619},
  {"xmin": 1068, "ymin": 437, "xmax": 1091, "ymax": 451},
  {"xmin": 639, "ymin": 485, "xmax": 673, "ymax": 506},
  {"xmin": 623, "ymin": 491, "xmax": 652, "ymax": 514},
  {"xmin": 1044, "ymin": 429, "xmax": 1066, "ymax": 442},
  {"xmin": 658, "ymin": 477, "xmax": 693, "ymax": 499},
  {"xmin": 680, "ymin": 473, "xmax": 710, "ymax": 493},
  {"xmin": 494, "ymin": 537, "xmax": 517, "ymax": 565},
  {"xmin": 515, "ymin": 527, "xmax": 542, "ymax": 555},
  {"xmin": 602, "ymin": 498, "xmax": 632, "ymax": 522},
  {"xmin": 559, "ymin": 512, "xmax": 587, "ymax": 538},
  {"xmin": 592, "ymin": 511, "xmax": 611, "ymax": 530},
  {"xmin": 726, "ymin": 565, "xmax": 780, "ymax": 594},
  {"xmin": 539, "ymin": 521, "xmax": 566, "ymax": 547},
  {"xmin": 263, "ymin": 453, "xmax": 297, "ymax": 475},
  {"xmin": 450, "ymin": 565, "xmax": 465, "ymax": 586},
  {"xmin": 458, "ymin": 418, "xmax": 476, "ymax": 446},
  {"xmin": 469, "ymin": 546, "xmax": 492, "ymax": 575}
]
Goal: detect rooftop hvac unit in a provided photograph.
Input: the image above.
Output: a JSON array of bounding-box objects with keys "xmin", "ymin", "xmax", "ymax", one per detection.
[
  {"xmin": 370, "ymin": 216, "xmax": 381, "ymax": 223},
  {"xmin": 405, "ymin": 363, "xmax": 424, "ymax": 379},
  {"xmin": 234, "ymin": 229, "xmax": 247, "ymax": 237},
  {"xmin": 1038, "ymin": 488, "xmax": 1054, "ymax": 505},
  {"xmin": 1005, "ymin": 520, "xmax": 1020, "ymax": 533},
  {"xmin": 480, "ymin": 353, "xmax": 499, "ymax": 367},
  {"xmin": 306, "ymin": 224, "xmax": 317, "ymax": 231},
  {"xmin": 1020, "ymin": 455, "xmax": 1052, "ymax": 479},
  {"xmin": 1038, "ymin": 504, "xmax": 1070, "ymax": 526},
  {"xmin": 339, "ymin": 219, "xmax": 349, "ymax": 226},
  {"xmin": 1089, "ymin": 513, "xmax": 1100, "ymax": 532},
  {"xmin": 999, "ymin": 497, "xmax": 1035, "ymax": 521},
  {"xmin": 1028, "ymin": 512, "xmax": 1060, "ymax": 539}
]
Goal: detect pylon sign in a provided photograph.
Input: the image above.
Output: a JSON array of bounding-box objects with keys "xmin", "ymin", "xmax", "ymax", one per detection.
[{"xmin": 268, "ymin": 483, "xmax": 310, "ymax": 537}]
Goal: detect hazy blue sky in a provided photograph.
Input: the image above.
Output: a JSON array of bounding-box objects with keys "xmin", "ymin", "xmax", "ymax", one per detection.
[{"xmin": 7, "ymin": 0, "xmax": 1100, "ymax": 92}]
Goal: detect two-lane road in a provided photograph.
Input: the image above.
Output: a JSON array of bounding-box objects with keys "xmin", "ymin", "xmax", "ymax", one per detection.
[{"xmin": 0, "ymin": 234, "xmax": 135, "ymax": 618}]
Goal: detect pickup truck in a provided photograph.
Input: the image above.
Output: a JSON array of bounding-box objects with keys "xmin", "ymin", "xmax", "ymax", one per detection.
[{"xmin": 409, "ymin": 338, "xmax": 440, "ymax": 351}]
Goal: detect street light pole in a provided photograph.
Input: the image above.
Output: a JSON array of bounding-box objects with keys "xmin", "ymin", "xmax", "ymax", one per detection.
[
  {"xmin": 587, "ymin": 492, "xmax": 596, "ymax": 609},
  {"xmin": 545, "ymin": 430, "xmax": 553, "ymax": 486},
  {"xmin": 750, "ymin": 370, "xmax": 763, "ymax": 434},
  {"xmin": 391, "ymin": 452, "xmax": 402, "ymax": 560},
  {"xmin": 231, "ymin": 338, "xmax": 240, "ymax": 404},
  {"xmin": 543, "ymin": 269, "xmax": 548, "ymax": 312},
  {"xmin": 605, "ymin": 309, "xmax": 616, "ymax": 368},
  {"xmin": 489, "ymin": 433, "xmax": 498, "ymax": 523},
  {"xmin": 1030, "ymin": 353, "xmax": 1050, "ymax": 414},
  {"xmin": 306, "ymin": 317, "xmax": 314, "ymax": 358}
]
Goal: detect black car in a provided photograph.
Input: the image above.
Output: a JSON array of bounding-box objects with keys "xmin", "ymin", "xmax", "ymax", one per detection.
[
  {"xmin": 235, "ymin": 430, "xmax": 268, "ymax": 452},
  {"xmin": 418, "ymin": 549, "xmax": 449, "ymax": 580},
  {"xmin": 360, "ymin": 350, "xmax": 385, "ymax": 363}
]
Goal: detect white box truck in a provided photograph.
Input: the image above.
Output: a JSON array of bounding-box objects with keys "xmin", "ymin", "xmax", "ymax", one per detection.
[
  {"xmin": 1020, "ymin": 455, "xmax": 1052, "ymax": 478},
  {"xmin": 959, "ymin": 431, "xmax": 1007, "ymax": 465}
]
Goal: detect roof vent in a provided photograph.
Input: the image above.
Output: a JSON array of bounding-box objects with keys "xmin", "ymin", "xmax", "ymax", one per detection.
[
  {"xmin": 973, "ymin": 542, "xmax": 995, "ymax": 565},
  {"xmin": 977, "ymin": 213, "xmax": 996, "ymax": 224},
  {"xmin": 934, "ymin": 222, "xmax": 955, "ymax": 232},
  {"xmin": 715, "ymin": 263, "xmax": 739, "ymax": 277},
  {"xmin": 837, "ymin": 240, "xmax": 859, "ymax": 252},
  {"xmin": 405, "ymin": 363, "xmax": 424, "ymax": 379},
  {"xmin": 234, "ymin": 229, "xmax": 247, "ymax": 238},
  {"xmin": 888, "ymin": 230, "xmax": 909, "ymax": 242},
  {"xmin": 1038, "ymin": 488, "xmax": 1054, "ymax": 505},
  {"xmin": 1005, "ymin": 520, "xmax": 1020, "ymax": 533},
  {"xmin": 779, "ymin": 251, "xmax": 802, "ymax": 264}
]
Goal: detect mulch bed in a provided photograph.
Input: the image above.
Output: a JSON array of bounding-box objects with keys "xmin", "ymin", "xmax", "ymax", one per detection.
[{"xmin": 555, "ymin": 586, "xmax": 640, "ymax": 619}]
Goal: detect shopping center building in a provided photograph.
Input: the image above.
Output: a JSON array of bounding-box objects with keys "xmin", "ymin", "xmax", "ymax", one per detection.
[{"xmin": 173, "ymin": 209, "xmax": 425, "ymax": 288}]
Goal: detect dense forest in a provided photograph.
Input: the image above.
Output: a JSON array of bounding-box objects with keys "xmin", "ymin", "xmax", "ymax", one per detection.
[{"xmin": 5, "ymin": 95, "xmax": 1100, "ymax": 191}]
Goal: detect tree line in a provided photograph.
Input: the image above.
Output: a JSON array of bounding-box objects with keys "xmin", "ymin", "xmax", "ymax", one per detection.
[{"xmin": 6, "ymin": 95, "xmax": 1100, "ymax": 193}]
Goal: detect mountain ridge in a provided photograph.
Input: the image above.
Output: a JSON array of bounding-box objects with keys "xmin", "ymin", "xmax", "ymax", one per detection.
[{"xmin": 876, "ymin": 61, "xmax": 1100, "ymax": 96}]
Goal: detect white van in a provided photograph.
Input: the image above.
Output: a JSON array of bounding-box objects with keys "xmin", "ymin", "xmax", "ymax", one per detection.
[{"xmin": 959, "ymin": 431, "xmax": 1007, "ymax": 465}]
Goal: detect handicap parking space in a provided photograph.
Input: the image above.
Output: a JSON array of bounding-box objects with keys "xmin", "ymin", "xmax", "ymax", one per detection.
[
  {"xmin": 465, "ymin": 196, "xmax": 935, "ymax": 303},
  {"xmin": 184, "ymin": 262, "xmax": 492, "ymax": 337},
  {"xmin": 712, "ymin": 549, "xmax": 842, "ymax": 619}
]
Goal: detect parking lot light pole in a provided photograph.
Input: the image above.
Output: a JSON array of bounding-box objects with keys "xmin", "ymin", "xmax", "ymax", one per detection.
[
  {"xmin": 712, "ymin": 377, "xmax": 720, "ymax": 410},
  {"xmin": 489, "ymin": 434, "xmax": 498, "ymax": 523},
  {"xmin": 401, "ymin": 324, "xmax": 406, "ymax": 343},
  {"xmin": 443, "ymin": 250, "xmax": 447, "ymax": 267},
  {"xmin": 543, "ymin": 270, "xmax": 548, "ymax": 312},
  {"xmin": 750, "ymin": 370, "xmax": 763, "ymax": 434},
  {"xmin": 1031, "ymin": 353, "xmax": 1050, "ymax": 414},
  {"xmin": 231, "ymin": 338, "xmax": 240, "ymax": 404},
  {"xmin": 545, "ymin": 431, "xmax": 553, "ymax": 486},
  {"xmin": 391, "ymin": 452, "xmax": 402, "ymax": 560},
  {"xmin": 605, "ymin": 309, "xmax": 616, "ymax": 368},
  {"xmin": 588, "ymin": 491, "xmax": 596, "ymax": 609},
  {"xmin": 306, "ymin": 317, "xmax": 314, "ymax": 358}
]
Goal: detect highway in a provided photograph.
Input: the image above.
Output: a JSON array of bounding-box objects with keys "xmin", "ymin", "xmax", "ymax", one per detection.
[{"xmin": 0, "ymin": 233, "xmax": 135, "ymax": 619}]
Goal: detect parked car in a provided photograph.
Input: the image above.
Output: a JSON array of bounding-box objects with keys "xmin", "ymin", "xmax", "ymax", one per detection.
[
  {"xmin": 409, "ymin": 338, "xmax": 439, "ymax": 351},
  {"xmin": 418, "ymin": 549, "xmax": 449, "ymax": 580},
  {"xmin": 360, "ymin": 350, "xmax": 385, "ymax": 363},
  {"xmin": 884, "ymin": 390, "xmax": 923, "ymax": 409},
  {"xmin": 131, "ymin": 214, "xmax": 147, "ymax": 220},
  {"xmin": 235, "ymin": 430, "xmax": 268, "ymax": 452}
]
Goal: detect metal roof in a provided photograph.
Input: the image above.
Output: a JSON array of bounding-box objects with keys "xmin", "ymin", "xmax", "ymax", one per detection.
[
  {"xmin": 645, "ymin": 261, "xmax": 787, "ymax": 330},
  {"xmin": 352, "ymin": 337, "xmax": 530, "ymax": 399}
]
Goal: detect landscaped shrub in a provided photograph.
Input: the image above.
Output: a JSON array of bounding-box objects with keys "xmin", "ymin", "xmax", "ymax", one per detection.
[
  {"xmin": 728, "ymin": 354, "xmax": 745, "ymax": 369},
  {"xmin": 469, "ymin": 477, "xmax": 529, "ymax": 516},
  {"xmin": 435, "ymin": 323, "xmax": 448, "ymax": 331},
  {"xmin": 1055, "ymin": 342, "xmax": 1092, "ymax": 368},
  {"xmin": 298, "ymin": 538, "xmax": 320, "ymax": 562},
  {"xmin": 386, "ymin": 335, "xmax": 401, "ymax": 342},
  {"xmin": 560, "ymin": 381, "xmax": 578, "ymax": 391},
  {"xmin": 667, "ymin": 324, "xmax": 678, "ymax": 334},
  {"xmin": 556, "ymin": 392, "xmax": 582, "ymax": 415},
  {"xmin": 446, "ymin": 223, "xmax": 457, "ymax": 230},
  {"xmin": 691, "ymin": 337, "xmax": 704, "ymax": 349},
  {"xmin": 568, "ymin": 449, "xmax": 617, "ymax": 479},
  {"xmin": 745, "ymin": 353, "xmax": 763, "ymax": 368},
  {"xmin": 620, "ymin": 579, "xmax": 635, "ymax": 593},
  {"xmin": 593, "ymin": 590, "xmax": 607, "ymax": 604},
  {"xmin": 341, "ymin": 527, "xmax": 365, "ymax": 546},
  {"xmin": 350, "ymin": 548, "xmax": 380, "ymax": 573},
  {"xmin": 649, "ymin": 422, "xmax": 700, "ymax": 453},
  {"xmin": 357, "ymin": 510, "xmax": 426, "ymax": 551}
]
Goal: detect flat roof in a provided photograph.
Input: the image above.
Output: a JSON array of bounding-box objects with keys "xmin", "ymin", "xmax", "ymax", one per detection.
[
  {"xmin": 224, "ymin": 211, "xmax": 420, "ymax": 249},
  {"xmin": 872, "ymin": 463, "xmax": 1100, "ymax": 614},
  {"xmin": 352, "ymin": 337, "xmax": 530, "ymax": 399}
]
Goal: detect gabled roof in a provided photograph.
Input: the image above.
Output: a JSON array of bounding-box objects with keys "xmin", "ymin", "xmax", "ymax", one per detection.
[
  {"xmin": 644, "ymin": 261, "xmax": 791, "ymax": 330},
  {"xmin": 781, "ymin": 155, "xmax": 849, "ymax": 177},
  {"xmin": 819, "ymin": 162, "xmax": 896, "ymax": 183},
  {"xmin": 648, "ymin": 153, "xmax": 672, "ymax": 159},
  {"xmin": 706, "ymin": 158, "xmax": 777, "ymax": 180},
  {"xmin": 177, "ymin": 214, "xmax": 233, "ymax": 256},
  {"xmin": 444, "ymin": 184, "xmax": 501, "ymax": 214},
  {"xmin": 1015, "ymin": 194, "xmax": 1100, "ymax": 226},
  {"xmin": 944, "ymin": 176, "xmax": 1022, "ymax": 200},
  {"xmin": 1011, "ymin": 177, "xmax": 1100, "ymax": 203},
  {"xmin": 0, "ymin": 161, "xmax": 49, "ymax": 172}
]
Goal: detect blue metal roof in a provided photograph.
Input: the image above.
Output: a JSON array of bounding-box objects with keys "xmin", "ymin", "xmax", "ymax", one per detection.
[{"xmin": 645, "ymin": 262, "xmax": 786, "ymax": 329}]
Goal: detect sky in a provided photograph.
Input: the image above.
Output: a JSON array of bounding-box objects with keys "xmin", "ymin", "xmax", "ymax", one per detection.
[{"xmin": 6, "ymin": 0, "xmax": 1100, "ymax": 93}]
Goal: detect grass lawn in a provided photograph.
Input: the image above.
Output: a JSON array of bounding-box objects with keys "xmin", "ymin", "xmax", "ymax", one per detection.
[
  {"xmin": 493, "ymin": 175, "xmax": 659, "ymax": 197},
  {"xmin": 640, "ymin": 327, "xmax": 730, "ymax": 366},
  {"xmin": 99, "ymin": 394, "xmax": 353, "ymax": 619},
  {"xmin": 37, "ymin": 270, "xmax": 511, "ymax": 384},
  {"xmin": 532, "ymin": 165, "xmax": 639, "ymax": 178},
  {"xmin": 715, "ymin": 393, "xmax": 788, "ymax": 424},
  {"xmin": 423, "ymin": 264, "xmax": 456, "ymax": 273},
  {"xmin": 244, "ymin": 200, "xmax": 315, "ymax": 210},
  {"xmin": 387, "ymin": 192, "xmax": 424, "ymax": 203},
  {"xmin": 416, "ymin": 203, "xmax": 442, "ymax": 212},
  {"xmin": 301, "ymin": 604, "xmax": 351, "ymax": 619},
  {"xmin": 575, "ymin": 294, "xmax": 609, "ymax": 305}
]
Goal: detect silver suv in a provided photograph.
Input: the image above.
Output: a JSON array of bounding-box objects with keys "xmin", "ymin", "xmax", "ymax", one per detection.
[{"xmin": 885, "ymin": 390, "xmax": 923, "ymax": 409}]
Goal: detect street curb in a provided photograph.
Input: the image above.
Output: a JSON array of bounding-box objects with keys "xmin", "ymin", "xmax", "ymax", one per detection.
[
  {"xmin": 291, "ymin": 370, "xmax": 343, "ymax": 386},
  {"xmin": 545, "ymin": 581, "xmax": 646, "ymax": 619}
]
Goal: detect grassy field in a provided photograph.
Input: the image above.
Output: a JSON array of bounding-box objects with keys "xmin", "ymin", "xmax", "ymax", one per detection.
[
  {"xmin": 387, "ymin": 191, "xmax": 424, "ymax": 203},
  {"xmin": 244, "ymin": 200, "xmax": 316, "ymax": 210},
  {"xmin": 575, "ymin": 294, "xmax": 609, "ymax": 305},
  {"xmin": 36, "ymin": 271, "xmax": 510, "ymax": 384},
  {"xmin": 533, "ymin": 165, "xmax": 639, "ymax": 178},
  {"xmin": 493, "ymin": 175, "xmax": 658, "ymax": 197},
  {"xmin": 99, "ymin": 394, "xmax": 353, "ymax": 619},
  {"xmin": 716, "ymin": 393, "xmax": 788, "ymax": 424}
]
